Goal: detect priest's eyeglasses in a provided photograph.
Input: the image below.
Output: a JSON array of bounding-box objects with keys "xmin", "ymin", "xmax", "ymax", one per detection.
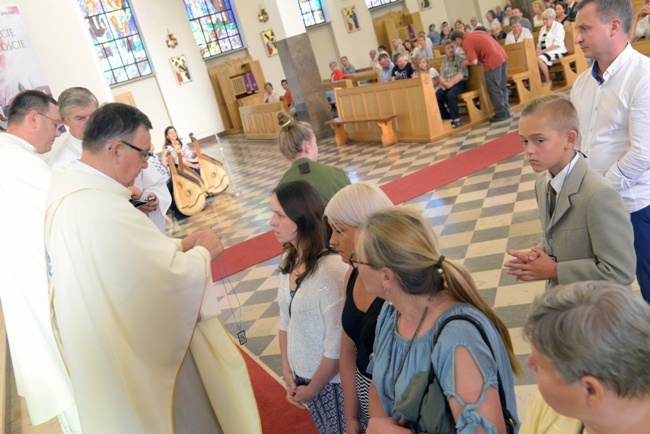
[
  {"xmin": 37, "ymin": 112, "xmax": 64, "ymax": 130},
  {"xmin": 121, "ymin": 140, "xmax": 154, "ymax": 162}
]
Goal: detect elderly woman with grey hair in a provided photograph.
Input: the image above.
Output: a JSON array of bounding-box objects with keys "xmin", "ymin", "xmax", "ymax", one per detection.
[
  {"xmin": 522, "ymin": 281, "xmax": 650, "ymax": 434},
  {"xmin": 536, "ymin": 8, "xmax": 567, "ymax": 83}
]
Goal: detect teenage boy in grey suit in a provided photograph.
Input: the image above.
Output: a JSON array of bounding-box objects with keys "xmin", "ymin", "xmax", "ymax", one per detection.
[{"xmin": 504, "ymin": 94, "xmax": 636, "ymax": 288}]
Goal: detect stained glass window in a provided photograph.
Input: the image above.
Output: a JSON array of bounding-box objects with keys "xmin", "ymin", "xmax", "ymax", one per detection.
[
  {"xmin": 298, "ymin": 0, "xmax": 326, "ymax": 28},
  {"xmin": 183, "ymin": 0, "xmax": 244, "ymax": 59},
  {"xmin": 79, "ymin": 0, "xmax": 153, "ymax": 86},
  {"xmin": 365, "ymin": 0, "xmax": 402, "ymax": 9}
]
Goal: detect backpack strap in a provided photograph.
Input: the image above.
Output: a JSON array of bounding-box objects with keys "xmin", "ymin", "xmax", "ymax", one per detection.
[{"xmin": 433, "ymin": 314, "xmax": 517, "ymax": 434}]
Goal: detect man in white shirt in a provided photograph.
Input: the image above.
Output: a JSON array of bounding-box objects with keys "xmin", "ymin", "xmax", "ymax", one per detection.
[
  {"xmin": 571, "ymin": 0, "xmax": 650, "ymax": 302},
  {"xmin": 48, "ymin": 87, "xmax": 97, "ymax": 168},
  {"xmin": 505, "ymin": 16, "xmax": 534, "ymax": 44},
  {"xmin": 0, "ymin": 90, "xmax": 81, "ymax": 433},
  {"xmin": 377, "ymin": 52, "xmax": 395, "ymax": 83}
]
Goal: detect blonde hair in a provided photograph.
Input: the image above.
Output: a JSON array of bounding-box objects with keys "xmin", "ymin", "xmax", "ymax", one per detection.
[
  {"xmin": 277, "ymin": 112, "xmax": 314, "ymax": 160},
  {"xmin": 359, "ymin": 207, "xmax": 522, "ymax": 375},
  {"xmin": 413, "ymin": 55, "xmax": 430, "ymax": 75},
  {"xmin": 521, "ymin": 94, "xmax": 579, "ymax": 136},
  {"xmin": 532, "ymin": 0, "xmax": 545, "ymax": 13},
  {"xmin": 324, "ymin": 182, "xmax": 394, "ymax": 228}
]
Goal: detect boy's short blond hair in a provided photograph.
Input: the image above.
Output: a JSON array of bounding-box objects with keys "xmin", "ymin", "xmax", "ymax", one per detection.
[{"xmin": 521, "ymin": 94, "xmax": 580, "ymax": 137}]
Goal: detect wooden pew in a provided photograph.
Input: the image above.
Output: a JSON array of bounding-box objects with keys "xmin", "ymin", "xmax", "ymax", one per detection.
[
  {"xmin": 458, "ymin": 64, "xmax": 494, "ymax": 124},
  {"xmin": 343, "ymin": 70, "xmax": 379, "ymax": 84},
  {"xmin": 548, "ymin": 24, "xmax": 588, "ymax": 91},
  {"xmin": 326, "ymin": 115, "xmax": 398, "ymax": 147},
  {"xmin": 323, "ymin": 79, "xmax": 354, "ymax": 92},
  {"xmin": 429, "ymin": 57, "xmax": 494, "ymax": 123},
  {"xmin": 238, "ymin": 101, "xmax": 291, "ymax": 140},
  {"xmin": 632, "ymin": 39, "xmax": 650, "ymax": 57},
  {"xmin": 332, "ymin": 75, "xmax": 456, "ymax": 144},
  {"xmin": 504, "ymin": 38, "xmax": 551, "ymax": 109}
]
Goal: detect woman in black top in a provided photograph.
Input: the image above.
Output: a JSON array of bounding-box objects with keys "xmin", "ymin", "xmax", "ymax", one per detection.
[{"xmin": 324, "ymin": 182, "xmax": 393, "ymax": 434}]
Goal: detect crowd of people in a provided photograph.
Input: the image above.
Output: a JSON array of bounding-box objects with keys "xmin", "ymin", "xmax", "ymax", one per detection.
[{"xmin": 1, "ymin": 0, "xmax": 650, "ymax": 434}]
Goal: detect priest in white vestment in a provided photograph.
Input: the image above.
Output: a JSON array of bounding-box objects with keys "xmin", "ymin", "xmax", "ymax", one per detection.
[
  {"xmin": 48, "ymin": 87, "xmax": 98, "ymax": 168},
  {"xmin": 0, "ymin": 90, "xmax": 81, "ymax": 432},
  {"xmin": 50, "ymin": 87, "xmax": 171, "ymax": 232},
  {"xmin": 45, "ymin": 102, "xmax": 261, "ymax": 434}
]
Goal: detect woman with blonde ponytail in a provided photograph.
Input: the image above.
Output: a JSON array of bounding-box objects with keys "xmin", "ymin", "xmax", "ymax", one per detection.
[
  {"xmin": 276, "ymin": 112, "xmax": 350, "ymax": 205},
  {"xmin": 354, "ymin": 207, "xmax": 521, "ymax": 434}
]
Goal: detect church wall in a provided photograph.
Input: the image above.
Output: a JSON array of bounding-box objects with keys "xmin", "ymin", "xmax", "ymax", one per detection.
[
  {"xmin": 0, "ymin": 0, "xmax": 112, "ymax": 104},
  {"xmin": 443, "ymin": 0, "xmax": 480, "ymax": 27},
  {"xmin": 124, "ymin": 0, "xmax": 224, "ymax": 143},
  {"xmin": 5, "ymin": 0, "xmax": 462, "ymax": 148}
]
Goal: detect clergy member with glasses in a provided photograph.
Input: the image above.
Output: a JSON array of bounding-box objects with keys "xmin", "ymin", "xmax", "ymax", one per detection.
[{"xmin": 44, "ymin": 102, "xmax": 262, "ymax": 434}]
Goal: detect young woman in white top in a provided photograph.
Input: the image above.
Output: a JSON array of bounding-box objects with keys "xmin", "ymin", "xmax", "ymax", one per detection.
[{"xmin": 272, "ymin": 180, "xmax": 348, "ymax": 434}]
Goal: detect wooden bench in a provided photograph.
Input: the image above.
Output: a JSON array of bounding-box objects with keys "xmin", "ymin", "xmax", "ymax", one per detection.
[
  {"xmin": 458, "ymin": 64, "xmax": 494, "ymax": 123},
  {"xmin": 343, "ymin": 69, "xmax": 379, "ymax": 84},
  {"xmin": 429, "ymin": 57, "xmax": 494, "ymax": 124},
  {"xmin": 238, "ymin": 101, "xmax": 291, "ymax": 140},
  {"xmin": 325, "ymin": 115, "xmax": 398, "ymax": 147},
  {"xmin": 505, "ymin": 38, "xmax": 551, "ymax": 109},
  {"xmin": 323, "ymin": 79, "xmax": 354, "ymax": 92},
  {"xmin": 632, "ymin": 38, "xmax": 650, "ymax": 57},
  {"xmin": 332, "ymin": 75, "xmax": 456, "ymax": 144},
  {"xmin": 548, "ymin": 24, "xmax": 588, "ymax": 91}
]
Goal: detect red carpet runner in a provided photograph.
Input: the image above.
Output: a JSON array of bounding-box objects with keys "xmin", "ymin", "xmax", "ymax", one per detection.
[
  {"xmin": 241, "ymin": 349, "xmax": 318, "ymax": 434},
  {"xmin": 211, "ymin": 131, "xmax": 523, "ymax": 280}
]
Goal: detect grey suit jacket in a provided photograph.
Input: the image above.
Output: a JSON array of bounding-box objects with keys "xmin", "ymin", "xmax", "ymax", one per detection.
[{"xmin": 536, "ymin": 154, "xmax": 636, "ymax": 287}]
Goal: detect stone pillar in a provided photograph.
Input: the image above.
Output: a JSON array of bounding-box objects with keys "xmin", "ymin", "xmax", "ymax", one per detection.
[
  {"xmin": 276, "ymin": 35, "xmax": 333, "ymax": 140},
  {"xmin": 265, "ymin": 0, "xmax": 333, "ymax": 140}
]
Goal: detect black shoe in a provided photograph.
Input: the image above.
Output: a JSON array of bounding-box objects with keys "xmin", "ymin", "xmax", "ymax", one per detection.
[
  {"xmin": 452, "ymin": 119, "xmax": 461, "ymax": 129},
  {"xmin": 489, "ymin": 116, "xmax": 508, "ymax": 123}
]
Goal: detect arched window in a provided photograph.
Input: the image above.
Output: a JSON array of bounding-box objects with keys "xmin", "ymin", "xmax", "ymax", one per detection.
[
  {"xmin": 298, "ymin": 0, "xmax": 326, "ymax": 28},
  {"xmin": 183, "ymin": 0, "xmax": 244, "ymax": 59},
  {"xmin": 79, "ymin": 0, "xmax": 153, "ymax": 86},
  {"xmin": 366, "ymin": 0, "xmax": 402, "ymax": 9}
]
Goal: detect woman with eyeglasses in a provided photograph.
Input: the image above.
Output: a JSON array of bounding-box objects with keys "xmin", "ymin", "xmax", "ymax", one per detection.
[
  {"xmin": 271, "ymin": 180, "xmax": 348, "ymax": 434},
  {"xmin": 355, "ymin": 207, "xmax": 521, "ymax": 434},
  {"xmin": 323, "ymin": 182, "xmax": 394, "ymax": 434}
]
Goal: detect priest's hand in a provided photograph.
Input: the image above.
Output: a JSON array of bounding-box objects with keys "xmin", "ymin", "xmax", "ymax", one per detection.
[
  {"xmin": 139, "ymin": 193, "xmax": 158, "ymax": 213},
  {"xmin": 182, "ymin": 230, "xmax": 215, "ymax": 251},
  {"xmin": 194, "ymin": 230, "xmax": 224, "ymax": 260}
]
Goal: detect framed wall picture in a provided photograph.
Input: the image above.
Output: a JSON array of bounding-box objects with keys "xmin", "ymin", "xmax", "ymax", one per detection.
[
  {"xmin": 261, "ymin": 29, "xmax": 278, "ymax": 57},
  {"xmin": 170, "ymin": 55, "xmax": 191, "ymax": 85},
  {"xmin": 419, "ymin": 0, "xmax": 432, "ymax": 11},
  {"xmin": 342, "ymin": 6, "xmax": 360, "ymax": 33}
]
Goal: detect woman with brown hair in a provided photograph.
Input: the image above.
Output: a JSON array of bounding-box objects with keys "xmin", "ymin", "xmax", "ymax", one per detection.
[
  {"xmin": 356, "ymin": 207, "xmax": 521, "ymax": 434},
  {"xmin": 272, "ymin": 180, "xmax": 348, "ymax": 434}
]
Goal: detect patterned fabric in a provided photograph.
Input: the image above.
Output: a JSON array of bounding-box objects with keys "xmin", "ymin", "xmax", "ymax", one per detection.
[
  {"xmin": 295, "ymin": 376, "xmax": 346, "ymax": 434},
  {"xmin": 355, "ymin": 368, "xmax": 371, "ymax": 430},
  {"xmin": 440, "ymin": 55, "xmax": 468, "ymax": 81}
]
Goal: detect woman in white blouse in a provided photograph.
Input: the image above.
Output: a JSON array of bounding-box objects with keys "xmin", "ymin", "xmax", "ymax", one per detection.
[
  {"xmin": 536, "ymin": 8, "xmax": 567, "ymax": 83},
  {"xmin": 272, "ymin": 180, "xmax": 348, "ymax": 434}
]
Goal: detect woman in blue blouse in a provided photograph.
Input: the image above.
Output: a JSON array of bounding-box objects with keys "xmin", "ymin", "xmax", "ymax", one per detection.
[{"xmin": 355, "ymin": 207, "xmax": 521, "ymax": 434}]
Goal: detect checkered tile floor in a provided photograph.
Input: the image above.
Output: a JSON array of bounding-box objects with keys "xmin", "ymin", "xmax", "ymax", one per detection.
[
  {"xmin": 6, "ymin": 111, "xmax": 592, "ymax": 433},
  {"xmin": 165, "ymin": 112, "xmax": 550, "ymax": 417}
]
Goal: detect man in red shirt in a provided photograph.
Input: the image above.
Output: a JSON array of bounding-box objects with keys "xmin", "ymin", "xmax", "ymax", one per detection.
[{"xmin": 451, "ymin": 29, "xmax": 510, "ymax": 122}]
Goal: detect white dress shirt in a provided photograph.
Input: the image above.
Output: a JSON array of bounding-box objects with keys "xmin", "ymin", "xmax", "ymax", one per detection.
[
  {"xmin": 505, "ymin": 28, "xmax": 534, "ymax": 45},
  {"xmin": 570, "ymin": 43, "xmax": 650, "ymax": 212}
]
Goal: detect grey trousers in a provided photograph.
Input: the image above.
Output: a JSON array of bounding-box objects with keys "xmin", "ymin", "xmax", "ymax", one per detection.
[{"xmin": 484, "ymin": 61, "xmax": 510, "ymax": 119}]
